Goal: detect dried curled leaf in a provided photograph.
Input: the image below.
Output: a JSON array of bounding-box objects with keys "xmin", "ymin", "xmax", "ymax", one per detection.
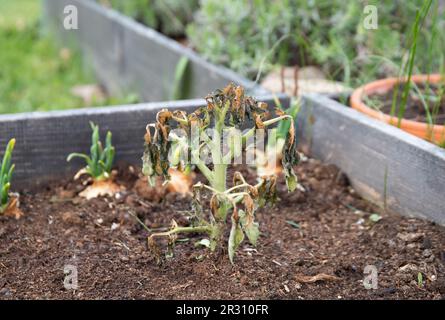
[
  {"xmin": 210, "ymin": 194, "xmax": 220, "ymax": 218},
  {"xmin": 257, "ymin": 176, "xmax": 277, "ymax": 207},
  {"xmin": 239, "ymin": 192, "xmax": 260, "ymax": 246},
  {"xmin": 248, "ymin": 185, "xmax": 259, "ymax": 199},
  {"xmin": 172, "ymin": 110, "xmax": 187, "ymax": 124},
  {"xmin": 255, "ymin": 114, "xmax": 265, "ymax": 129},
  {"xmin": 142, "ymin": 104, "xmax": 214, "ymax": 187},
  {"xmin": 190, "ymin": 107, "xmax": 211, "ymax": 130},
  {"xmin": 166, "ymin": 220, "xmax": 179, "ymax": 259},
  {"xmin": 243, "ymin": 194, "xmax": 255, "ymax": 218},
  {"xmin": 210, "ymin": 193, "xmax": 231, "ymax": 221},
  {"xmin": 281, "ymin": 121, "xmax": 300, "ymax": 192},
  {"xmin": 142, "ymin": 109, "xmax": 173, "ymax": 184},
  {"xmin": 232, "ymin": 203, "xmax": 239, "ymax": 221},
  {"xmin": 157, "ymin": 109, "xmax": 173, "ymax": 125},
  {"xmin": 205, "ymin": 83, "xmax": 269, "ymax": 127},
  {"xmin": 275, "ymin": 107, "xmax": 286, "ymax": 117},
  {"xmin": 191, "ymin": 184, "xmax": 204, "ymax": 223},
  {"xmin": 148, "ymin": 236, "xmax": 163, "ymax": 265},
  {"xmin": 233, "ymin": 171, "xmax": 245, "ymax": 186},
  {"xmin": 228, "ymin": 216, "xmax": 245, "ymax": 264},
  {"xmin": 239, "ymin": 209, "xmax": 260, "ymax": 247},
  {"xmin": 147, "ymin": 220, "xmax": 183, "ymax": 263}
]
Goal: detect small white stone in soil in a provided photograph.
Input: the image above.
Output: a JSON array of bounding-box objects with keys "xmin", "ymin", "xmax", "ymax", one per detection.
[{"xmin": 111, "ymin": 222, "xmax": 120, "ymax": 231}]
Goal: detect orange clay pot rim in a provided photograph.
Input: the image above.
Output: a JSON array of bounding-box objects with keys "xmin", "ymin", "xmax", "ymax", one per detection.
[{"xmin": 350, "ymin": 74, "xmax": 445, "ymax": 132}]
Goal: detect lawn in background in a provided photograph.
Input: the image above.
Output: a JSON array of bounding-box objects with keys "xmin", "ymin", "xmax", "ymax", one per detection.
[{"xmin": 0, "ymin": 0, "xmax": 135, "ymax": 114}]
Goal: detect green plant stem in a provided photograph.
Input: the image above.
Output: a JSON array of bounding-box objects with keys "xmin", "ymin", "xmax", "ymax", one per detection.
[
  {"xmin": 394, "ymin": 0, "xmax": 433, "ymax": 127},
  {"xmin": 192, "ymin": 153, "xmax": 214, "ymax": 184},
  {"xmin": 212, "ymin": 107, "xmax": 228, "ymax": 192},
  {"xmin": 242, "ymin": 114, "xmax": 293, "ymax": 145},
  {"xmin": 213, "ymin": 166, "xmax": 227, "ymax": 192},
  {"xmin": 225, "ymin": 183, "xmax": 249, "ymax": 194},
  {"xmin": 208, "ymin": 106, "xmax": 232, "ymax": 250},
  {"xmin": 263, "ymin": 115, "xmax": 293, "ymax": 126}
]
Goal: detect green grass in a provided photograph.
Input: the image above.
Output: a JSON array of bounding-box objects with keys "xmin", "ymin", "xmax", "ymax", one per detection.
[{"xmin": 0, "ymin": 0, "xmax": 134, "ymax": 114}]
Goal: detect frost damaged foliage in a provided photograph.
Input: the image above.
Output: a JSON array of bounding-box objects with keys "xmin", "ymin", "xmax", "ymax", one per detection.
[
  {"xmin": 281, "ymin": 114, "xmax": 299, "ymax": 192},
  {"xmin": 143, "ymin": 83, "xmax": 299, "ymax": 264},
  {"xmin": 142, "ymin": 111, "xmax": 173, "ymax": 185}
]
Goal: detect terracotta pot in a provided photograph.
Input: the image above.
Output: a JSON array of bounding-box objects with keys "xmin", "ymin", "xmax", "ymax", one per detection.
[{"xmin": 350, "ymin": 74, "xmax": 445, "ymax": 144}]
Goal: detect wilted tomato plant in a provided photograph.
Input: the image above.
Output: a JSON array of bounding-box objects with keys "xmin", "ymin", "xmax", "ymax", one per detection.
[{"xmin": 142, "ymin": 84, "xmax": 299, "ymax": 263}]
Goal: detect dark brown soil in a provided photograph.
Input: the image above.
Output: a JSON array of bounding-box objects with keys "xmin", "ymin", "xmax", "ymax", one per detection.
[
  {"xmin": 1, "ymin": 159, "xmax": 444, "ymax": 300},
  {"xmin": 367, "ymin": 83, "xmax": 445, "ymax": 123}
]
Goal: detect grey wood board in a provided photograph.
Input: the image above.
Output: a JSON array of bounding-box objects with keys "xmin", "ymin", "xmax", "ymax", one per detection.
[{"xmin": 299, "ymin": 94, "xmax": 445, "ymax": 225}]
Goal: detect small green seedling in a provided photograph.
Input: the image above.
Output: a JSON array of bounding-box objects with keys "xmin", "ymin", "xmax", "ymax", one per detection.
[
  {"xmin": 67, "ymin": 122, "xmax": 121, "ymax": 199},
  {"xmin": 286, "ymin": 220, "xmax": 300, "ymax": 229},
  {"xmin": 417, "ymin": 272, "xmax": 424, "ymax": 288},
  {"xmin": 143, "ymin": 84, "xmax": 299, "ymax": 263},
  {"xmin": 67, "ymin": 122, "xmax": 115, "ymax": 181},
  {"xmin": 369, "ymin": 213, "xmax": 382, "ymax": 223},
  {"xmin": 0, "ymin": 138, "xmax": 22, "ymax": 218}
]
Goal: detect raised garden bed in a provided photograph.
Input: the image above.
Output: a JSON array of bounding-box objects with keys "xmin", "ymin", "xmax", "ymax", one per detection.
[
  {"xmin": 41, "ymin": 0, "xmax": 445, "ymax": 227},
  {"xmin": 0, "ymin": 91, "xmax": 444, "ymax": 299},
  {"xmin": 0, "ymin": 0, "xmax": 444, "ymax": 301},
  {"xmin": 42, "ymin": 0, "xmax": 268, "ymax": 102},
  {"xmin": 298, "ymin": 94, "xmax": 445, "ymax": 226}
]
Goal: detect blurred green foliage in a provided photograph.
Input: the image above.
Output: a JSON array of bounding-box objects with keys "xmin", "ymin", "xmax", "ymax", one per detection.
[
  {"xmin": 0, "ymin": 0, "xmax": 135, "ymax": 114},
  {"xmin": 4, "ymin": 0, "xmax": 443, "ymax": 115},
  {"xmin": 102, "ymin": 0, "xmax": 199, "ymax": 37},
  {"xmin": 186, "ymin": 0, "xmax": 445, "ymax": 86}
]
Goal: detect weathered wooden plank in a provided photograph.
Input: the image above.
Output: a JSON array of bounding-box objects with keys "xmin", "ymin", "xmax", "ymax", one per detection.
[
  {"xmin": 42, "ymin": 0, "xmax": 268, "ymax": 101},
  {"xmin": 299, "ymin": 94, "xmax": 445, "ymax": 225},
  {"xmin": 0, "ymin": 95, "xmax": 289, "ymax": 190}
]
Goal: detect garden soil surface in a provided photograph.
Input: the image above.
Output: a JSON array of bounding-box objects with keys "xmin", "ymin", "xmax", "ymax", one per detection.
[{"xmin": 1, "ymin": 159, "xmax": 445, "ymax": 299}]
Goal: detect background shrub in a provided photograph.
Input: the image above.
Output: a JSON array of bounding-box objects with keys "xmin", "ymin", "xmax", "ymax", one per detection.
[{"xmin": 186, "ymin": 0, "xmax": 445, "ymax": 85}]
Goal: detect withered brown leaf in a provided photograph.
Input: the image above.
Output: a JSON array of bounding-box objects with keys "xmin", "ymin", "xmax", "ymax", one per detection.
[
  {"xmin": 282, "ymin": 121, "xmax": 300, "ymax": 192},
  {"xmin": 257, "ymin": 175, "xmax": 277, "ymax": 207}
]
